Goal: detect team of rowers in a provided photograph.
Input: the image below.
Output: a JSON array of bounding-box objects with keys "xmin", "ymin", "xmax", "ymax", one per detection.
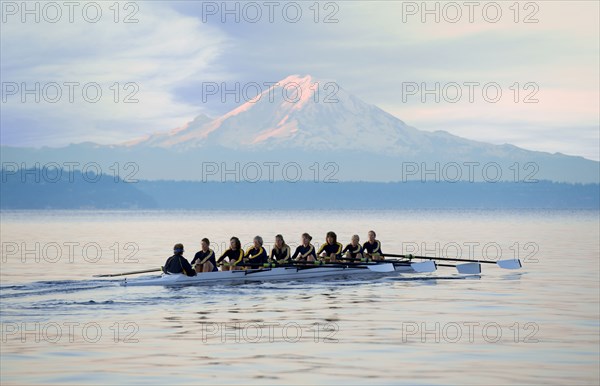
[{"xmin": 163, "ymin": 231, "xmax": 384, "ymax": 276}]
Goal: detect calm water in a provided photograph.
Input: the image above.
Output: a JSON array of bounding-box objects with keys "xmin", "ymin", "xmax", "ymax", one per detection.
[{"xmin": 1, "ymin": 209, "xmax": 599, "ymax": 385}]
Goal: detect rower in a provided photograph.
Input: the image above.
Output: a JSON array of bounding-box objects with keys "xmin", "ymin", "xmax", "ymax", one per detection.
[
  {"xmin": 162, "ymin": 243, "xmax": 196, "ymax": 276},
  {"xmin": 270, "ymin": 234, "xmax": 291, "ymax": 264},
  {"xmin": 317, "ymin": 231, "xmax": 343, "ymax": 262},
  {"xmin": 291, "ymin": 233, "xmax": 317, "ymax": 262},
  {"xmin": 191, "ymin": 238, "xmax": 218, "ymax": 273},
  {"xmin": 363, "ymin": 230, "xmax": 383, "ymax": 261},
  {"xmin": 342, "ymin": 234, "xmax": 364, "ymax": 261},
  {"xmin": 216, "ymin": 237, "xmax": 244, "ymax": 271},
  {"xmin": 244, "ymin": 236, "xmax": 268, "ymax": 267}
]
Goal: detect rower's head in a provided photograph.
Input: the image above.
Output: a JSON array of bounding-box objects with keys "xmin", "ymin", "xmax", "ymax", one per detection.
[
  {"xmin": 301, "ymin": 233, "xmax": 312, "ymax": 246},
  {"xmin": 173, "ymin": 243, "xmax": 184, "ymax": 255},
  {"xmin": 253, "ymin": 236, "xmax": 263, "ymax": 248},
  {"xmin": 230, "ymin": 237, "xmax": 241, "ymax": 250},
  {"xmin": 275, "ymin": 234, "xmax": 284, "ymax": 248},
  {"xmin": 351, "ymin": 234, "xmax": 360, "ymax": 245},
  {"xmin": 201, "ymin": 238, "xmax": 210, "ymax": 251},
  {"xmin": 368, "ymin": 230, "xmax": 376, "ymax": 242},
  {"xmin": 326, "ymin": 231, "xmax": 337, "ymax": 245}
]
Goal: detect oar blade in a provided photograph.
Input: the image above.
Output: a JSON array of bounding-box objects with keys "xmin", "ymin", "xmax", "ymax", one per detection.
[
  {"xmin": 456, "ymin": 262, "xmax": 481, "ymax": 274},
  {"xmin": 497, "ymin": 259, "xmax": 522, "ymax": 270},
  {"xmin": 367, "ymin": 263, "xmax": 395, "ymax": 272},
  {"xmin": 410, "ymin": 260, "xmax": 437, "ymax": 273}
]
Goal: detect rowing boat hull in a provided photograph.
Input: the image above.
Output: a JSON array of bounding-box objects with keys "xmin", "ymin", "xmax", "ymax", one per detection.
[{"xmin": 121, "ymin": 265, "xmax": 414, "ymax": 287}]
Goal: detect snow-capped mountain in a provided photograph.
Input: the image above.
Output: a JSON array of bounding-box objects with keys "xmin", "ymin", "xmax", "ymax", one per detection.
[
  {"xmin": 129, "ymin": 74, "xmax": 486, "ymax": 155},
  {"xmin": 3, "ymin": 75, "xmax": 598, "ymax": 183}
]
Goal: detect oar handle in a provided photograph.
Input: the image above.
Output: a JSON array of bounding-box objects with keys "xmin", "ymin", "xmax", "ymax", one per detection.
[{"xmin": 93, "ymin": 268, "xmax": 162, "ymax": 277}]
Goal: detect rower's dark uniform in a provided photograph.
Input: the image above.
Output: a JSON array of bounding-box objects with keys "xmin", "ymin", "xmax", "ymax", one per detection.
[
  {"xmin": 291, "ymin": 244, "xmax": 316, "ymax": 261},
  {"xmin": 363, "ymin": 240, "xmax": 383, "ymax": 256},
  {"xmin": 271, "ymin": 245, "xmax": 291, "ymax": 263},
  {"xmin": 217, "ymin": 249, "xmax": 244, "ymax": 267},
  {"xmin": 317, "ymin": 242, "xmax": 344, "ymax": 259},
  {"xmin": 342, "ymin": 243, "xmax": 363, "ymax": 258},
  {"xmin": 191, "ymin": 249, "xmax": 218, "ymax": 272},
  {"xmin": 245, "ymin": 246, "xmax": 267, "ymax": 265},
  {"xmin": 163, "ymin": 254, "xmax": 196, "ymax": 276}
]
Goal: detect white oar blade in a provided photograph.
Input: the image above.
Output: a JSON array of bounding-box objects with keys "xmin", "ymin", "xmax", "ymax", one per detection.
[
  {"xmin": 497, "ymin": 259, "xmax": 522, "ymax": 270},
  {"xmin": 410, "ymin": 260, "xmax": 437, "ymax": 273},
  {"xmin": 367, "ymin": 263, "xmax": 395, "ymax": 272},
  {"xmin": 456, "ymin": 262, "xmax": 481, "ymax": 274}
]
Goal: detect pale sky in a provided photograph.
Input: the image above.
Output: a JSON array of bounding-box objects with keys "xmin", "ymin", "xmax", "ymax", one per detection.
[{"xmin": 1, "ymin": 1, "xmax": 598, "ymax": 160}]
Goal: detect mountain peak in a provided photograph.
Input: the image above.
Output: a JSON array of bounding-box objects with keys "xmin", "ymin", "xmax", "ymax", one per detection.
[
  {"xmin": 279, "ymin": 74, "xmax": 313, "ymax": 84},
  {"xmin": 128, "ymin": 74, "xmax": 449, "ymax": 153}
]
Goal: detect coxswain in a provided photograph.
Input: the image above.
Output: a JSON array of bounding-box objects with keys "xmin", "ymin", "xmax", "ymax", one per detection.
[{"xmin": 162, "ymin": 243, "xmax": 196, "ymax": 276}]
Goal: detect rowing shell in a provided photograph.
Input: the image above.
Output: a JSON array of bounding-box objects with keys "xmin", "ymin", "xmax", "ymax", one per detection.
[{"xmin": 121, "ymin": 261, "xmax": 436, "ymax": 287}]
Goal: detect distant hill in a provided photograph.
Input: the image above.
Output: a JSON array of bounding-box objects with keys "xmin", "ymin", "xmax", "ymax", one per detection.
[
  {"xmin": 2, "ymin": 74, "xmax": 598, "ymax": 183},
  {"xmin": 1, "ymin": 168, "xmax": 598, "ymax": 209},
  {"xmin": 0, "ymin": 169, "xmax": 157, "ymax": 209}
]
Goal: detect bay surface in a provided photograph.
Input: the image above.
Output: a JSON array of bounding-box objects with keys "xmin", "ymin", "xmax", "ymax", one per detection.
[{"xmin": 1, "ymin": 209, "xmax": 598, "ymax": 385}]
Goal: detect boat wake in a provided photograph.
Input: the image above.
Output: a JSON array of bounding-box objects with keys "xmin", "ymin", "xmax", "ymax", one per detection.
[{"xmin": 0, "ymin": 279, "xmax": 120, "ymax": 300}]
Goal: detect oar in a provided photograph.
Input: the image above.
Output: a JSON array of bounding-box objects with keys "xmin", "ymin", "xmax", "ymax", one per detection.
[
  {"xmin": 336, "ymin": 258, "xmax": 436, "ymax": 273},
  {"xmin": 93, "ymin": 268, "xmax": 162, "ymax": 278},
  {"xmin": 298, "ymin": 259, "xmax": 432, "ymax": 273},
  {"xmin": 364, "ymin": 263, "xmax": 395, "ymax": 272},
  {"xmin": 383, "ymin": 254, "xmax": 521, "ymax": 270},
  {"xmin": 383, "ymin": 258, "xmax": 480, "ymax": 274},
  {"xmin": 437, "ymin": 263, "xmax": 482, "ymax": 274},
  {"xmin": 409, "ymin": 260, "xmax": 437, "ymax": 273},
  {"xmin": 238, "ymin": 261, "xmax": 397, "ymax": 273},
  {"xmin": 291, "ymin": 262, "xmax": 396, "ymax": 273}
]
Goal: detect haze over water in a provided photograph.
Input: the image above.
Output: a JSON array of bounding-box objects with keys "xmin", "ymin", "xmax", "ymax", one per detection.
[{"xmin": 1, "ymin": 209, "xmax": 598, "ymax": 385}]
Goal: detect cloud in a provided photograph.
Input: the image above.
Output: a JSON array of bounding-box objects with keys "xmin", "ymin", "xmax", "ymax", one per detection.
[
  {"xmin": 2, "ymin": 1, "xmax": 598, "ymax": 161},
  {"xmin": 195, "ymin": 1, "xmax": 599, "ymax": 160},
  {"xmin": 1, "ymin": 1, "xmax": 228, "ymax": 146}
]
